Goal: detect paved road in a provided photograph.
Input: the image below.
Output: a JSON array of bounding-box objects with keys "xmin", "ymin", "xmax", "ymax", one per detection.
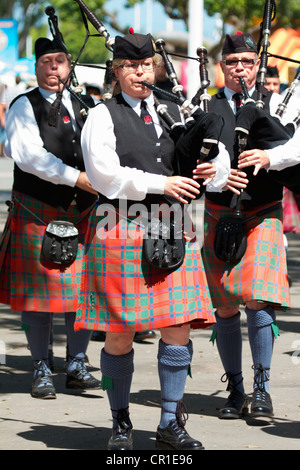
[{"xmin": 0, "ymin": 156, "xmax": 300, "ymax": 453}]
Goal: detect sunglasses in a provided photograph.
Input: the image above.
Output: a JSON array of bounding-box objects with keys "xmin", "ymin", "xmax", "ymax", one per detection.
[{"xmin": 223, "ymin": 58, "xmax": 256, "ymax": 68}]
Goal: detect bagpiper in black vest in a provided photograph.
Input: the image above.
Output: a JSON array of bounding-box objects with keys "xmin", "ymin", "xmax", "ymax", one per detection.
[
  {"xmin": 207, "ymin": 89, "xmax": 283, "ymax": 210},
  {"xmin": 12, "ymin": 88, "xmax": 97, "ymax": 212}
]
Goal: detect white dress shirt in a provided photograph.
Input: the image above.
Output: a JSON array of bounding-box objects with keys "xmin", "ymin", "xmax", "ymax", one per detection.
[
  {"xmin": 265, "ymin": 91, "xmax": 300, "ymax": 170},
  {"xmin": 5, "ymin": 88, "xmax": 80, "ymax": 187}
]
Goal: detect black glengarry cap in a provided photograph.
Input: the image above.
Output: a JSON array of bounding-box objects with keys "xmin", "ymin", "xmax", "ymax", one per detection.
[
  {"xmin": 35, "ymin": 38, "xmax": 66, "ymax": 61},
  {"xmin": 113, "ymin": 28, "xmax": 155, "ymax": 60},
  {"xmin": 222, "ymin": 31, "xmax": 257, "ymax": 55}
]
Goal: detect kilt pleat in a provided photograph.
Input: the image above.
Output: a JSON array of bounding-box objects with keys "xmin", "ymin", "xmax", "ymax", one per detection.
[
  {"xmin": 75, "ymin": 206, "xmax": 215, "ymax": 333},
  {"xmin": 282, "ymin": 187, "xmax": 300, "ymax": 233},
  {"xmin": 202, "ymin": 200, "xmax": 291, "ymax": 310},
  {"xmin": 0, "ymin": 208, "xmax": 12, "ymax": 305},
  {"xmin": 0, "ymin": 191, "xmax": 91, "ymax": 313}
]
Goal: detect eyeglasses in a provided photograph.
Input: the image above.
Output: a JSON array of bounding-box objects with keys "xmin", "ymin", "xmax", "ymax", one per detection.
[
  {"xmin": 223, "ymin": 58, "xmax": 257, "ymax": 68},
  {"xmin": 119, "ymin": 61, "xmax": 155, "ymax": 72}
]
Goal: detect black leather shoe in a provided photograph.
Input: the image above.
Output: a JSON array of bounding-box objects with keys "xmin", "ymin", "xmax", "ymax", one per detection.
[
  {"xmin": 155, "ymin": 419, "xmax": 204, "ymax": 450},
  {"xmin": 218, "ymin": 389, "xmax": 248, "ymax": 419},
  {"xmin": 134, "ymin": 330, "xmax": 156, "ymax": 342},
  {"xmin": 251, "ymin": 389, "xmax": 273, "ymax": 418},
  {"xmin": 66, "ymin": 358, "xmax": 101, "ymax": 390},
  {"xmin": 108, "ymin": 409, "xmax": 133, "ymax": 450},
  {"xmin": 31, "ymin": 360, "xmax": 56, "ymax": 399}
]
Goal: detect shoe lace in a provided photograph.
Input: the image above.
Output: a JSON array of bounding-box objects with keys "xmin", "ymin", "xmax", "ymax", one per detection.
[
  {"xmin": 175, "ymin": 399, "xmax": 188, "ymax": 428},
  {"xmin": 112, "ymin": 408, "xmax": 133, "ymax": 435},
  {"xmin": 34, "ymin": 360, "xmax": 52, "ymax": 387},
  {"xmin": 252, "ymin": 364, "xmax": 270, "ymax": 392},
  {"xmin": 69, "ymin": 357, "xmax": 91, "ymax": 380},
  {"xmin": 252, "ymin": 388, "xmax": 270, "ymax": 403},
  {"xmin": 162, "ymin": 398, "xmax": 189, "ymax": 432},
  {"xmin": 37, "ymin": 374, "xmax": 53, "ymax": 388},
  {"xmin": 221, "ymin": 371, "xmax": 243, "ymax": 392}
]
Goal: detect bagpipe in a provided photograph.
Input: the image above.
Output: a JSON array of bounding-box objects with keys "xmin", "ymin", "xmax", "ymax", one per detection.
[
  {"xmin": 140, "ymin": 40, "xmax": 224, "ymax": 198},
  {"xmin": 213, "ymin": 0, "xmax": 300, "ymax": 264},
  {"xmin": 234, "ymin": 0, "xmax": 300, "ymax": 193}
]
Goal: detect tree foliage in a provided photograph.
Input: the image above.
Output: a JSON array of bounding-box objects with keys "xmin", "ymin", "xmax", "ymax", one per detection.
[
  {"xmin": 125, "ymin": 0, "xmax": 300, "ymax": 60},
  {"xmin": 2, "ymin": 0, "xmax": 300, "ymax": 62}
]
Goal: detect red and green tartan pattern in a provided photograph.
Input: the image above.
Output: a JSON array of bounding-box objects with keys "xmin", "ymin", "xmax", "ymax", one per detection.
[
  {"xmin": 75, "ymin": 207, "xmax": 215, "ymax": 333},
  {"xmin": 0, "ymin": 191, "xmax": 90, "ymax": 313},
  {"xmin": 282, "ymin": 187, "xmax": 300, "ymax": 233},
  {"xmin": 202, "ymin": 200, "xmax": 291, "ymax": 310}
]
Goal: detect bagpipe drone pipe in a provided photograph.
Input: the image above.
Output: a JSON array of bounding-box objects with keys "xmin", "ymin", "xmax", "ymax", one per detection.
[{"xmin": 174, "ymin": 46, "xmax": 224, "ymax": 198}]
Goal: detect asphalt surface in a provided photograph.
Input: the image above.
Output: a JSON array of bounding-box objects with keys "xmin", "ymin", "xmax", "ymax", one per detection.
[{"xmin": 0, "ymin": 156, "xmax": 300, "ymax": 454}]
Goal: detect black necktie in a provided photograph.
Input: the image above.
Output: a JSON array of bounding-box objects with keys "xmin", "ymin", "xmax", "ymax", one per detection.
[
  {"xmin": 232, "ymin": 93, "xmax": 243, "ymax": 113},
  {"xmin": 48, "ymin": 92, "xmax": 63, "ymax": 127},
  {"xmin": 140, "ymin": 100, "xmax": 157, "ymax": 138}
]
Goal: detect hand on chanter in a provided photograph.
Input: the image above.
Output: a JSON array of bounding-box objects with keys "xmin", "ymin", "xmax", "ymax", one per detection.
[
  {"xmin": 223, "ymin": 168, "xmax": 249, "ymax": 195},
  {"xmin": 238, "ymin": 149, "xmax": 270, "ymax": 175},
  {"xmin": 164, "ymin": 176, "xmax": 200, "ymax": 204},
  {"xmin": 193, "ymin": 161, "xmax": 217, "ymax": 185}
]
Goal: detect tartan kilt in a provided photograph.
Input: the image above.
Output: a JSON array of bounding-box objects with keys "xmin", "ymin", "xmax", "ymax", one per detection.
[
  {"xmin": 282, "ymin": 187, "xmax": 300, "ymax": 233},
  {"xmin": 74, "ymin": 204, "xmax": 215, "ymax": 333},
  {"xmin": 0, "ymin": 191, "xmax": 91, "ymax": 313},
  {"xmin": 202, "ymin": 199, "xmax": 291, "ymax": 310}
]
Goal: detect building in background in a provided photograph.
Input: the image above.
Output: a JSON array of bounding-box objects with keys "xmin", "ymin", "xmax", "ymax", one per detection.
[{"xmin": 0, "ymin": 18, "xmax": 35, "ymax": 88}]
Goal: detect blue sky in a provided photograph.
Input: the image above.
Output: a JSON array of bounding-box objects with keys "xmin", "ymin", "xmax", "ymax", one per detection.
[{"xmin": 105, "ymin": 0, "xmax": 222, "ymax": 43}]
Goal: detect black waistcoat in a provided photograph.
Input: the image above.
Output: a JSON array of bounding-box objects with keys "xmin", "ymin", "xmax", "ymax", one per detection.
[
  {"xmin": 207, "ymin": 89, "xmax": 283, "ymax": 209},
  {"xmin": 12, "ymin": 88, "xmax": 97, "ymax": 212},
  {"xmin": 102, "ymin": 94, "xmax": 180, "ymax": 209}
]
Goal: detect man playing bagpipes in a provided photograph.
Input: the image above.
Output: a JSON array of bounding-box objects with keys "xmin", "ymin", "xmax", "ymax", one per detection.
[
  {"xmin": 0, "ymin": 36, "xmax": 101, "ymax": 399},
  {"xmin": 202, "ymin": 30, "xmax": 296, "ymax": 420}
]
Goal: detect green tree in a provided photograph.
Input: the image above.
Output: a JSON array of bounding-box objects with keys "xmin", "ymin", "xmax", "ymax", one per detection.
[
  {"xmin": 127, "ymin": 0, "xmax": 300, "ymax": 60},
  {"xmin": 2, "ymin": 0, "xmax": 300, "ymax": 62}
]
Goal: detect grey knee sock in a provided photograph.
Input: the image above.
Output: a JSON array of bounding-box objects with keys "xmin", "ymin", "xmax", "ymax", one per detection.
[
  {"xmin": 21, "ymin": 311, "xmax": 52, "ymax": 363},
  {"xmin": 214, "ymin": 312, "xmax": 244, "ymax": 393},
  {"xmin": 65, "ymin": 312, "xmax": 92, "ymax": 366},
  {"xmin": 157, "ymin": 339, "xmax": 193, "ymax": 429},
  {"xmin": 101, "ymin": 348, "xmax": 134, "ymax": 427}
]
